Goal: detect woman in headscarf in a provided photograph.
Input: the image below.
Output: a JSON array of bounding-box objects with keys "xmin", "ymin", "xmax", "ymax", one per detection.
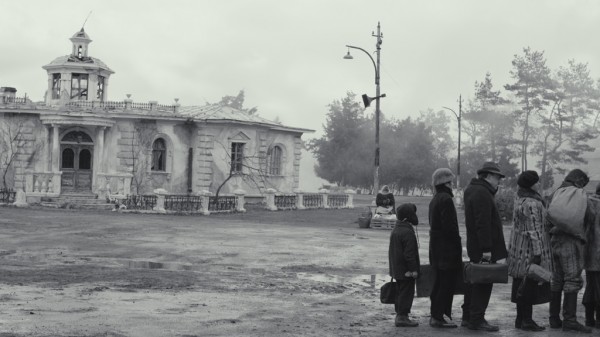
[
  {"xmin": 507, "ymin": 170, "xmax": 552, "ymax": 331},
  {"xmin": 376, "ymin": 185, "xmax": 395, "ymax": 214}
]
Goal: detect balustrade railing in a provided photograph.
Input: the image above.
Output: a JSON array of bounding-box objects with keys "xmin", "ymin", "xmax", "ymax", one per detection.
[
  {"xmin": 303, "ymin": 193, "xmax": 323, "ymax": 208},
  {"xmin": 274, "ymin": 194, "xmax": 297, "ymax": 209},
  {"xmin": 97, "ymin": 173, "xmax": 132, "ymax": 199},
  {"xmin": 328, "ymin": 194, "xmax": 348, "ymax": 208},
  {"xmin": 164, "ymin": 195, "xmax": 203, "ymax": 212},
  {"xmin": 121, "ymin": 195, "xmax": 157, "ymax": 210},
  {"xmin": 209, "ymin": 195, "xmax": 237, "ymax": 212},
  {"xmin": 0, "ymin": 188, "xmax": 16, "ymax": 203},
  {"xmin": 24, "ymin": 171, "xmax": 62, "ymax": 196}
]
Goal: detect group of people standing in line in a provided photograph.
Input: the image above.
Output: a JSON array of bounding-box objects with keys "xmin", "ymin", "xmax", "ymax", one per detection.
[{"xmin": 387, "ymin": 161, "xmax": 600, "ymax": 333}]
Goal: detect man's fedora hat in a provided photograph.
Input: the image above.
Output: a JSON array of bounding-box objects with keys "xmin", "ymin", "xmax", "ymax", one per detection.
[{"xmin": 476, "ymin": 162, "xmax": 505, "ymax": 178}]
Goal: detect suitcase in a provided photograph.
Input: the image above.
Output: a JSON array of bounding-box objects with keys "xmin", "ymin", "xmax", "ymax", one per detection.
[
  {"xmin": 415, "ymin": 263, "xmax": 466, "ymax": 298},
  {"xmin": 463, "ymin": 262, "xmax": 508, "ymax": 284}
]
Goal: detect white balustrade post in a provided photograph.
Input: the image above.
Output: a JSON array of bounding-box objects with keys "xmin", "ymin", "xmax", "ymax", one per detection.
[
  {"xmin": 25, "ymin": 171, "xmax": 33, "ymax": 193},
  {"xmin": 234, "ymin": 189, "xmax": 246, "ymax": 213},
  {"xmin": 200, "ymin": 190, "xmax": 211, "ymax": 215},
  {"xmin": 265, "ymin": 188, "xmax": 277, "ymax": 211},
  {"xmin": 153, "ymin": 188, "xmax": 167, "ymax": 213},
  {"xmin": 345, "ymin": 189, "xmax": 355, "ymax": 209},
  {"xmin": 294, "ymin": 189, "xmax": 305, "ymax": 210},
  {"xmin": 53, "ymin": 172, "xmax": 62, "ymax": 195},
  {"xmin": 13, "ymin": 189, "xmax": 28, "ymax": 207},
  {"xmin": 319, "ymin": 188, "xmax": 330, "ymax": 209}
]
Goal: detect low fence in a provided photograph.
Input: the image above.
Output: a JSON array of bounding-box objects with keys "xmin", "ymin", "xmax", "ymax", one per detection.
[{"xmin": 0, "ymin": 189, "xmax": 16, "ymax": 203}]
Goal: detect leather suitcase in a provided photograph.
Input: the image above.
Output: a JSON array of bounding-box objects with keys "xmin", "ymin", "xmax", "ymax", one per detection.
[
  {"xmin": 463, "ymin": 262, "xmax": 508, "ymax": 284},
  {"xmin": 416, "ymin": 263, "xmax": 466, "ymax": 298}
]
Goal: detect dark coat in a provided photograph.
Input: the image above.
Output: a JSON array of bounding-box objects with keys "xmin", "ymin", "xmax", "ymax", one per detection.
[
  {"xmin": 585, "ymin": 196, "xmax": 600, "ymax": 271},
  {"xmin": 389, "ymin": 221, "xmax": 420, "ymax": 280},
  {"xmin": 428, "ymin": 185, "xmax": 463, "ymax": 270},
  {"xmin": 463, "ymin": 178, "xmax": 508, "ymax": 262},
  {"xmin": 376, "ymin": 192, "xmax": 395, "ymax": 210}
]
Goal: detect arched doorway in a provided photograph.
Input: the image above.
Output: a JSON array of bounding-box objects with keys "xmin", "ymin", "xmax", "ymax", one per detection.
[{"xmin": 60, "ymin": 130, "xmax": 94, "ymax": 191}]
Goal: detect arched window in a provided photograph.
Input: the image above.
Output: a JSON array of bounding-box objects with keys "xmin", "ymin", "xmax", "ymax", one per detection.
[
  {"xmin": 268, "ymin": 146, "xmax": 282, "ymax": 175},
  {"xmin": 79, "ymin": 149, "xmax": 92, "ymax": 169},
  {"xmin": 62, "ymin": 148, "xmax": 74, "ymax": 169},
  {"xmin": 151, "ymin": 138, "xmax": 166, "ymax": 171}
]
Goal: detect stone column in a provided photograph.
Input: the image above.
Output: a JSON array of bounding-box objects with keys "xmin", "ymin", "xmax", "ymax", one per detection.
[
  {"xmin": 265, "ymin": 188, "xmax": 277, "ymax": 211},
  {"xmin": 153, "ymin": 188, "xmax": 168, "ymax": 214},
  {"xmin": 200, "ymin": 190, "xmax": 211, "ymax": 215},
  {"xmin": 345, "ymin": 189, "xmax": 356, "ymax": 209},
  {"xmin": 294, "ymin": 189, "xmax": 305, "ymax": 210},
  {"xmin": 234, "ymin": 189, "xmax": 246, "ymax": 213},
  {"xmin": 319, "ymin": 189, "xmax": 330, "ymax": 209},
  {"xmin": 51, "ymin": 124, "xmax": 60, "ymax": 172}
]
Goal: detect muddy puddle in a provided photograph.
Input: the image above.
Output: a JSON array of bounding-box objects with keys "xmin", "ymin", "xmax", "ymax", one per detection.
[{"xmin": 295, "ymin": 272, "xmax": 388, "ymax": 288}]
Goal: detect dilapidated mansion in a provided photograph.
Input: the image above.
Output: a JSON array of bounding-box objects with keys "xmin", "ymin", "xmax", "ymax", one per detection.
[{"xmin": 0, "ymin": 28, "xmax": 313, "ymax": 202}]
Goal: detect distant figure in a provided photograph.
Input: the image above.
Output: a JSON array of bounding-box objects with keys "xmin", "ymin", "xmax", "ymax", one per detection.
[
  {"xmin": 547, "ymin": 169, "xmax": 592, "ymax": 333},
  {"xmin": 583, "ymin": 182, "xmax": 600, "ymax": 329},
  {"xmin": 428, "ymin": 168, "xmax": 462, "ymax": 328},
  {"xmin": 507, "ymin": 170, "xmax": 551, "ymax": 331},
  {"xmin": 462, "ymin": 161, "xmax": 508, "ymax": 332},
  {"xmin": 376, "ymin": 185, "xmax": 395, "ymax": 214},
  {"xmin": 388, "ymin": 203, "xmax": 420, "ymax": 327}
]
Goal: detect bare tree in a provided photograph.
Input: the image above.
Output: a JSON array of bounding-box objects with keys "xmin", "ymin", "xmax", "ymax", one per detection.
[
  {"xmin": 129, "ymin": 121, "xmax": 157, "ymax": 195},
  {"xmin": 0, "ymin": 114, "xmax": 42, "ymax": 188},
  {"xmin": 212, "ymin": 140, "xmax": 278, "ymax": 201}
]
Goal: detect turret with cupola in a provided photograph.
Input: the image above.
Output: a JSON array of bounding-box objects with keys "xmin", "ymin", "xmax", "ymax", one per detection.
[{"xmin": 42, "ymin": 27, "xmax": 114, "ymax": 105}]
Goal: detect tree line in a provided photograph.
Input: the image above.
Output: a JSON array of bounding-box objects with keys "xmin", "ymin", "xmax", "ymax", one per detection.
[{"xmin": 309, "ymin": 47, "xmax": 600, "ymax": 193}]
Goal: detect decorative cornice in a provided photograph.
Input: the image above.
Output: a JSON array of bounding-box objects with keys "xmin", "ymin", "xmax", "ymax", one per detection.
[{"xmin": 39, "ymin": 115, "xmax": 115, "ymax": 127}]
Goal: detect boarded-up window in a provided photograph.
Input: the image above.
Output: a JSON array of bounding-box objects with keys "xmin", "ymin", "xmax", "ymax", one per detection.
[
  {"xmin": 71, "ymin": 73, "xmax": 89, "ymax": 100},
  {"xmin": 231, "ymin": 142, "xmax": 245, "ymax": 173},
  {"xmin": 52, "ymin": 74, "xmax": 61, "ymax": 99},
  {"xmin": 268, "ymin": 146, "xmax": 282, "ymax": 175}
]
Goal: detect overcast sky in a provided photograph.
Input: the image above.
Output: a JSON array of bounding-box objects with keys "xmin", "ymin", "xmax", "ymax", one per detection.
[{"xmin": 2, "ymin": 0, "xmax": 600, "ymax": 190}]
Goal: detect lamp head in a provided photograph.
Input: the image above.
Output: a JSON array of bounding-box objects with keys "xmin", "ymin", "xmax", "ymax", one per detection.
[{"xmin": 343, "ymin": 50, "xmax": 353, "ymax": 59}]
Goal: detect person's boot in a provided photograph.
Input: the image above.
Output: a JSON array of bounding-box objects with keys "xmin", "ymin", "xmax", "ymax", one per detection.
[
  {"xmin": 520, "ymin": 304, "xmax": 545, "ymax": 331},
  {"xmin": 395, "ymin": 314, "xmax": 418, "ymax": 327},
  {"xmin": 515, "ymin": 303, "xmax": 523, "ymax": 329},
  {"xmin": 562, "ymin": 292, "xmax": 592, "ymax": 333},
  {"xmin": 585, "ymin": 304, "xmax": 595, "ymax": 327},
  {"xmin": 549, "ymin": 291, "xmax": 563, "ymax": 328}
]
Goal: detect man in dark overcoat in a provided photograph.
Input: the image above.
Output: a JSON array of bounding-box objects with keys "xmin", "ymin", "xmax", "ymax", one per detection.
[
  {"xmin": 462, "ymin": 162, "xmax": 508, "ymax": 331},
  {"xmin": 428, "ymin": 168, "xmax": 462, "ymax": 328}
]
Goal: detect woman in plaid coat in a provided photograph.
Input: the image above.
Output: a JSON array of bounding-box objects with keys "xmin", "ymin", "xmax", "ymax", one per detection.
[{"xmin": 507, "ymin": 170, "xmax": 552, "ymax": 331}]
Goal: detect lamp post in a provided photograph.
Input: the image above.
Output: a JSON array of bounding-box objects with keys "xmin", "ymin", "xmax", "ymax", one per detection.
[
  {"xmin": 344, "ymin": 22, "xmax": 384, "ymax": 195},
  {"xmin": 442, "ymin": 95, "xmax": 463, "ymax": 195}
]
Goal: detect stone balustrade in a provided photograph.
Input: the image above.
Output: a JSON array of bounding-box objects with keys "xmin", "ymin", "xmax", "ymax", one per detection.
[
  {"xmin": 24, "ymin": 171, "xmax": 62, "ymax": 197},
  {"xmin": 97, "ymin": 172, "xmax": 132, "ymax": 200}
]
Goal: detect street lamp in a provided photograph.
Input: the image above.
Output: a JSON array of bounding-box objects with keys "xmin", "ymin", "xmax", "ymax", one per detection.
[
  {"xmin": 344, "ymin": 22, "xmax": 384, "ymax": 195},
  {"xmin": 442, "ymin": 94, "xmax": 463, "ymax": 196}
]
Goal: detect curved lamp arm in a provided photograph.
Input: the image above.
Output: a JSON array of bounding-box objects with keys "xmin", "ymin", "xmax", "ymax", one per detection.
[{"xmin": 346, "ymin": 45, "xmax": 378, "ymax": 85}]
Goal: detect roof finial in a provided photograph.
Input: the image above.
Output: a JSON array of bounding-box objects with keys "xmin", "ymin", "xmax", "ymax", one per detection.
[{"xmin": 82, "ymin": 10, "xmax": 93, "ymax": 30}]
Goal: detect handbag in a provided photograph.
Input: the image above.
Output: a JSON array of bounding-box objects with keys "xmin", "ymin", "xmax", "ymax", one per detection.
[
  {"xmin": 463, "ymin": 262, "xmax": 508, "ymax": 284},
  {"xmin": 526, "ymin": 263, "xmax": 552, "ymax": 284},
  {"xmin": 380, "ymin": 278, "xmax": 398, "ymax": 304}
]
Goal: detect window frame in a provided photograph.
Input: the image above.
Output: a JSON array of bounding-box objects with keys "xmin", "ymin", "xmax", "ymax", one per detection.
[
  {"xmin": 52, "ymin": 73, "xmax": 61, "ymax": 99},
  {"xmin": 230, "ymin": 142, "xmax": 245, "ymax": 174},
  {"xmin": 71, "ymin": 73, "xmax": 89, "ymax": 100},
  {"xmin": 268, "ymin": 145, "xmax": 283, "ymax": 176},
  {"xmin": 151, "ymin": 138, "xmax": 167, "ymax": 172}
]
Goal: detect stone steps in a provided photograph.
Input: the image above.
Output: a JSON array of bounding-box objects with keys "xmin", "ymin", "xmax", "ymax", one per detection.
[{"xmin": 39, "ymin": 193, "xmax": 115, "ymax": 210}]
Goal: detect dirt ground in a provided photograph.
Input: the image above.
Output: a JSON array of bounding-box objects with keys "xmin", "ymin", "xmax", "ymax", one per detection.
[{"xmin": 0, "ymin": 196, "xmax": 589, "ymax": 336}]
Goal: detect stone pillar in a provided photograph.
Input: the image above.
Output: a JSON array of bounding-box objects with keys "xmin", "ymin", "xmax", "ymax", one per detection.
[
  {"xmin": 319, "ymin": 188, "xmax": 330, "ymax": 209},
  {"xmin": 234, "ymin": 189, "xmax": 246, "ymax": 213},
  {"xmin": 200, "ymin": 190, "xmax": 211, "ymax": 215},
  {"xmin": 265, "ymin": 188, "xmax": 277, "ymax": 211},
  {"xmin": 13, "ymin": 189, "xmax": 28, "ymax": 207},
  {"xmin": 345, "ymin": 189, "xmax": 356, "ymax": 209},
  {"xmin": 51, "ymin": 124, "xmax": 60, "ymax": 172},
  {"xmin": 153, "ymin": 188, "xmax": 168, "ymax": 213},
  {"xmin": 294, "ymin": 189, "xmax": 305, "ymax": 210},
  {"xmin": 94, "ymin": 127, "xmax": 106, "ymax": 192}
]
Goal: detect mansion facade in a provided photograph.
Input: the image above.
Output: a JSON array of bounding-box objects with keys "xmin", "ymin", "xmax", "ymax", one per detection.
[{"xmin": 0, "ymin": 28, "xmax": 312, "ymax": 201}]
